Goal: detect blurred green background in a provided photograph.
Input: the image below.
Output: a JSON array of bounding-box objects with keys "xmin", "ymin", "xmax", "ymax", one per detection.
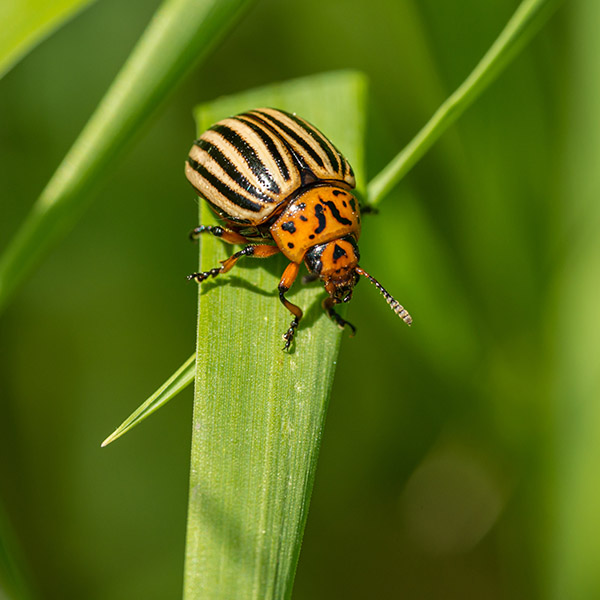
[{"xmin": 2, "ymin": 0, "xmax": 597, "ymax": 598}]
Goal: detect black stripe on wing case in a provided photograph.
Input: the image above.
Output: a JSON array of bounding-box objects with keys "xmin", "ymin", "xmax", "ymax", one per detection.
[
  {"xmin": 187, "ymin": 157, "xmax": 263, "ymax": 212},
  {"xmin": 194, "ymin": 138, "xmax": 279, "ymax": 199},
  {"xmin": 338, "ymin": 152, "xmax": 347, "ymax": 177},
  {"xmin": 251, "ymin": 110, "xmax": 325, "ymax": 169},
  {"xmin": 240, "ymin": 112, "xmax": 310, "ymax": 173},
  {"xmin": 210, "ymin": 124, "xmax": 280, "ymax": 194},
  {"xmin": 234, "ymin": 115, "xmax": 291, "ymax": 182},
  {"xmin": 281, "ymin": 111, "xmax": 341, "ymax": 174}
]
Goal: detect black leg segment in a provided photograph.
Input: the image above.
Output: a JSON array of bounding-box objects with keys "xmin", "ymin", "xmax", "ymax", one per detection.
[
  {"xmin": 323, "ymin": 297, "xmax": 356, "ymax": 336},
  {"xmin": 189, "ymin": 225, "xmax": 251, "ymax": 245},
  {"xmin": 277, "ymin": 262, "xmax": 302, "ymax": 351},
  {"xmin": 188, "ymin": 244, "xmax": 280, "ymax": 284}
]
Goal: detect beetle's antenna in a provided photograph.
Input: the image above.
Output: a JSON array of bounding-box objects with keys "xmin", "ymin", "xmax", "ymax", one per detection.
[{"xmin": 355, "ymin": 266, "xmax": 412, "ymax": 325}]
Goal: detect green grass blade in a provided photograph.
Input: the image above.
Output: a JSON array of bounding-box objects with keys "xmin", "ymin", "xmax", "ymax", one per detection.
[
  {"xmin": 183, "ymin": 71, "xmax": 367, "ymax": 599},
  {"xmin": 0, "ymin": 0, "xmax": 254, "ymax": 314},
  {"xmin": 0, "ymin": 0, "xmax": 95, "ymax": 79},
  {"xmin": 101, "ymin": 354, "xmax": 195, "ymax": 448},
  {"xmin": 367, "ymin": 0, "xmax": 564, "ymax": 206},
  {"xmin": 549, "ymin": 1, "xmax": 600, "ymax": 597},
  {"xmin": 0, "ymin": 503, "xmax": 35, "ymax": 600}
]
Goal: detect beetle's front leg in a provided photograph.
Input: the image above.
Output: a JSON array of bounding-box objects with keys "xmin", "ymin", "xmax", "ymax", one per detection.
[
  {"xmin": 278, "ymin": 262, "xmax": 302, "ymax": 351},
  {"xmin": 189, "ymin": 225, "xmax": 251, "ymax": 245},
  {"xmin": 188, "ymin": 244, "xmax": 279, "ymax": 283},
  {"xmin": 323, "ymin": 297, "xmax": 356, "ymax": 336}
]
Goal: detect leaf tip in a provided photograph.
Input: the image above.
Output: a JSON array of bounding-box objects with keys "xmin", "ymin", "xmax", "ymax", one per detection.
[{"xmin": 100, "ymin": 431, "xmax": 118, "ymax": 448}]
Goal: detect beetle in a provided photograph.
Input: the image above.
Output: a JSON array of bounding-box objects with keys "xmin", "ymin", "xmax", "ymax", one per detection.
[{"xmin": 185, "ymin": 108, "xmax": 412, "ymax": 350}]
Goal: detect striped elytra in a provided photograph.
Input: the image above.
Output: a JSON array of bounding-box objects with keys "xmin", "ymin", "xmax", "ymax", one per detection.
[
  {"xmin": 185, "ymin": 108, "xmax": 355, "ymax": 224},
  {"xmin": 186, "ymin": 108, "xmax": 412, "ymax": 351}
]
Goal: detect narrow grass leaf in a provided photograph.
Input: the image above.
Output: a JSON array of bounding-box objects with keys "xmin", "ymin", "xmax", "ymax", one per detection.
[
  {"xmin": 101, "ymin": 354, "xmax": 195, "ymax": 447},
  {"xmin": 367, "ymin": 0, "xmax": 564, "ymax": 206},
  {"xmin": 550, "ymin": 1, "xmax": 600, "ymax": 597},
  {"xmin": 0, "ymin": 0, "xmax": 255, "ymax": 313},
  {"xmin": 0, "ymin": 502, "xmax": 35, "ymax": 600},
  {"xmin": 0, "ymin": 0, "xmax": 96, "ymax": 79},
  {"xmin": 183, "ymin": 70, "xmax": 367, "ymax": 600}
]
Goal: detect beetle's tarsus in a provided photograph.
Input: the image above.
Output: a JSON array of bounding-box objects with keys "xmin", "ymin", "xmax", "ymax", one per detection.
[
  {"xmin": 188, "ymin": 267, "xmax": 222, "ymax": 283},
  {"xmin": 332, "ymin": 312, "xmax": 356, "ymax": 336},
  {"xmin": 323, "ymin": 298, "xmax": 356, "ymax": 336},
  {"xmin": 189, "ymin": 225, "xmax": 224, "ymax": 241},
  {"xmin": 282, "ymin": 317, "xmax": 299, "ymax": 351}
]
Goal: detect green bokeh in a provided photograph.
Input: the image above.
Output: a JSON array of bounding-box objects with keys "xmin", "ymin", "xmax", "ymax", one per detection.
[{"xmin": 2, "ymin": 1, "xmax": 595, "ymax": 598}]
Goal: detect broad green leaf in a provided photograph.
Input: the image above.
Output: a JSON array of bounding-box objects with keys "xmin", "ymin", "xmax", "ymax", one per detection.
[
  {"xmin": 367, "ymin": 0, "xmax": 565, "ymax": 206},
  {"xmin": 101, "ymin": 354, "xmax": 195, "ymax": 447},
  {"xmin": 184, "ymin": 70, "xmax": 367, "ymax": 599},
  {"xmin": 0, "ymin": 0, "xmax": 255, "ymax": 313},
  {"xmin": 0, "ymin": 0, "xmax": 95, "ymax": 80}
]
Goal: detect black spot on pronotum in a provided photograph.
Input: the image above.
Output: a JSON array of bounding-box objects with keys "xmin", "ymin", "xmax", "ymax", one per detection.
[
  {"xmin": 323, "ymin": 200, "xmax": 351, "ymax": 226},
  {"xmin": 314, "ymin": 203, "xmax": 327, "ymax": 234},
  {"xmin": 309, "ymin": 234, "xmax": 315, "ymax": 240},
  {"xmin": 281, "ymin": 221, "xmax": 296, "ymax": 233},
  {"xmin": 300, "ymin": 215, "xmax": 308, "ymax": 222},
  {"xmin": 332, "ymin": 244, "xmax": 347, "ymax": 261},
  {"xmin": 288, "ymin": 242, "xmax": 295, "ymax": 249}
]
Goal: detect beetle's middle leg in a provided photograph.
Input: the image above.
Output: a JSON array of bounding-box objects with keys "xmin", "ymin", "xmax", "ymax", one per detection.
[
  {"xmin": 278, "ymin": 262, "xmax": 302, "ymax": 351},
  {"xmin": 188, "ymin": 244, "xmax": 280, "ymax": 284},
  {"xmin": 358, "ymin": 204, "xmax": 379, "ymax": 216},
  {"xmin": 189, "ymin": 225, "xmax": 251, "ymax": 245}
]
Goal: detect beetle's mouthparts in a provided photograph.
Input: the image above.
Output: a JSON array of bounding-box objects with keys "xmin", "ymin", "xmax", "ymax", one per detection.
[
  {"xmin": 324, "ymin": 270, "xmax": 359, "ymax": 301},
  {"xmin": 333, "ymin": 286, "xmax": 353, "ymax": 302}
]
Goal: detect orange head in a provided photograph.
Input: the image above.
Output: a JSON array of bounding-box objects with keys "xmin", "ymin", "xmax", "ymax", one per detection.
[
  {"xmin": 304, "ymin": 235, "xmax": 360, "ymax": 303},
  {"xmin": 304, "ymin": 234, "xmax": 413, "ymax": 325}
]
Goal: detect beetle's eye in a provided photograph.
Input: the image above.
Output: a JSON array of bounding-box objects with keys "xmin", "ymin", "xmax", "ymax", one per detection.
[{"xmin": 304, "ymin": 243, "xmax": 326, "ymax": 275}]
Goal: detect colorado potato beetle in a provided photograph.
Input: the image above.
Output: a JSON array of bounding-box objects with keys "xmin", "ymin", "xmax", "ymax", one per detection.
[{"xmin": 185, "ymin": 108, "xmax": 412, "ymax": 350}]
